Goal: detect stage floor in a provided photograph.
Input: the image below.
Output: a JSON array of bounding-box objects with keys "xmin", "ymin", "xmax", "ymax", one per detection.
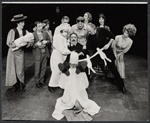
[{"xmin": 1, "ymin": 51, "xmax": 148, "ymax": 121}]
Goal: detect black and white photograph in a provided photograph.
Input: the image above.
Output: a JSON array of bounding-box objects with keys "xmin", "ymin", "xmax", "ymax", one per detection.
[{"xmin": 1, "ymin": 1, "xmax": 148, "ymax": 121}]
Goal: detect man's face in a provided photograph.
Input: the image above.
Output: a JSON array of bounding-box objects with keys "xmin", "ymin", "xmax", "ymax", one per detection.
[
  {"xmin": 36, "ymin": 23, "xmax": 43, "ymax": 31},
  {"xmin": 70, "ymin": 34, "xmax": 78, "ymax": 45},
  {"xmin": 77, "ymin": 19, "xmax": 84, "ymax": 29}
]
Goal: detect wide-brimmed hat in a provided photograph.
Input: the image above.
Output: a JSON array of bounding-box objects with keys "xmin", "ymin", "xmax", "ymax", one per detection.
[
  {"xmin": 43, "ymin": 19, "xmax": 50, "ymax": 24},
  {"xmin": 11, "ymin": 14, "xmax": 27, "ymax": 22}
]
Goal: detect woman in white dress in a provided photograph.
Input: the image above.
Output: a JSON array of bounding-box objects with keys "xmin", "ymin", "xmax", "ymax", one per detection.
[
  {"xmin": 111, "ymin": 23, "xmax": 137, "ymax": 78},
  {"xmin": 48, "ymin": 23, "xmax": 71, "ymax": 92},
  {"xmin": 52, "ymin": 51, "xmax": 100, "ymax": 121}
]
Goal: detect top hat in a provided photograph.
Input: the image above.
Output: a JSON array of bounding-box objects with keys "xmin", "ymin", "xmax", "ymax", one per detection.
[{"xmin": 11, "ymin": 14, "xmax": 27, "ymax": 22}]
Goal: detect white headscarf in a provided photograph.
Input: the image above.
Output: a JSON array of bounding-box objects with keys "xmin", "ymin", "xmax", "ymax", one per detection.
[{"xmin": 59, "ymin": 23, "xmax": 71, "ymax": 32}]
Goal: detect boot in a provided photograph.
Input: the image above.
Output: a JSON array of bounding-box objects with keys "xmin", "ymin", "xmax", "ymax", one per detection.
[
  {"xmin": 121, "ymin": 87, "xmax": 127, "ymax": 94},
  {"xmin": 19, "ymin": 82, "xmax": 26, "ymax": 92},
  {"xmin": 12, "ymin": 81, "xmax": 20, "ymax": 92}
]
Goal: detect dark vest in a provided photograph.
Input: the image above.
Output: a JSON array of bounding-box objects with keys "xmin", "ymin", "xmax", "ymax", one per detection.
[
  {"xmin": 13, "ymin": 28, "xmax": 26, "ymax": 52},
  {"xmin": 13, "ymin": 28, "xmax": 26, "ymax": 40}
]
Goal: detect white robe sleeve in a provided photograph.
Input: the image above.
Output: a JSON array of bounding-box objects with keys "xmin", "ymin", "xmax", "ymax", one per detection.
[{"xmin": 53, "ymin": 34, "xmax": 70, "ymax": 55}]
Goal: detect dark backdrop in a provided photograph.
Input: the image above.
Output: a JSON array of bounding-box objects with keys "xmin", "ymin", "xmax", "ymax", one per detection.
[{"xmin": 2, "ymin": 3, "xmax": 147, "ymax": 58}]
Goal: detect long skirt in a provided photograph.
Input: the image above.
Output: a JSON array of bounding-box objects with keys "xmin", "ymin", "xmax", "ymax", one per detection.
[{"xmin": 5, "ymin": 48, "xmax": 25, "ymax": 86}]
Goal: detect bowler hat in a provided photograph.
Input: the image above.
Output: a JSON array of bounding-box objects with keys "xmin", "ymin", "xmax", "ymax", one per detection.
[
  {"xmin": 11, "ymin": 14, "xmax": 27, "ymax": 22},
  {"xmin": 43, "ymin": 19, "xmax": 50, "ymax": 24}
]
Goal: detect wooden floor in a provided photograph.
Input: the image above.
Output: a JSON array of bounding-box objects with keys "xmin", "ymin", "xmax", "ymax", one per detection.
[{"xmin": 1, "ymin": 51, "xmax": 148, "ymax": 121}]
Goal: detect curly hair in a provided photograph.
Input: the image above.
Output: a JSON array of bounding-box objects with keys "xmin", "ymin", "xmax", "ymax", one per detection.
[
  {"xmin": 84, "ymin": 12, "xmax": 92, "ymax": 22},
  {"xmin": 123, "ymin": 23, "xmax": 137, "ymax": 36}
]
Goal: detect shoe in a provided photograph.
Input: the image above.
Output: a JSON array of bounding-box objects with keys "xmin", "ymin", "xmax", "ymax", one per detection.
[
  {"xmin": 36, "ymin": 83, "xmax": 42, "ymax": 88},
  {"xmin": 122, "ymin": 87, "xmax": 127, "ymax": 94},
  {"xmin": 48, "ymin": 86, "xmax": 55, "ymax": 93},
  {"xmin": 19, "ymin": 82, "xmax": 26, "ymax": 92},
  {"xmin": 12, "ymin": 85, "xmax": 19, "ymax": 92}
]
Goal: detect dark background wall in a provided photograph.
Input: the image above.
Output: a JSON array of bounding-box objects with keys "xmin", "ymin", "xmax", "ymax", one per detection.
[{"xmin": 2, "ymin": 3, "xmax": 147, "ymax": 59}]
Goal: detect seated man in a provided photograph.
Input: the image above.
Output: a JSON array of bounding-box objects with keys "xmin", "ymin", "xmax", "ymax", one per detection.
[{"xmin": 58, "ymin": 32, "xmax": 88, "ymax": 76}]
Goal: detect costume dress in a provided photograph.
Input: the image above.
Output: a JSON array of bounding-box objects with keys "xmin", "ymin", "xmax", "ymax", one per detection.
[
  {"xmin": 111, "ymin": 35, "xmax": 133, "ymax": 78},
  {"xmin": 52, "ymin": 52, "xmax": 100, "ymax": 121}
]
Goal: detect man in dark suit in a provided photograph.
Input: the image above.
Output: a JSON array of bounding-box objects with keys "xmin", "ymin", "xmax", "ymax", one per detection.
[{"xmin": 32, "ymin": 21, "xmax": 51, "ymax": 88}]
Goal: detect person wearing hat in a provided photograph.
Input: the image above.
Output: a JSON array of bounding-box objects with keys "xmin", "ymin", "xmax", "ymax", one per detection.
[
  {"xmin": 5, "ymin": 14, "xmax": 33, "ymax": 92},
  {"xmin": 32, "ymin": 21, "xmax": 51, "ymax": 88},
  {"xmin": 95, "ymin": 13, "xmax": 127, "ymax": 94},
  {"xmin": 42, "ymin": 19, "xmax": 53, "ymax": 43},
  {"xmin": 48, "ymin": 23, "xmax": 71, "ymax": 93},
  {"xmin": 42, "ymin": 19, "xmax": 53, "ymax": 66}
]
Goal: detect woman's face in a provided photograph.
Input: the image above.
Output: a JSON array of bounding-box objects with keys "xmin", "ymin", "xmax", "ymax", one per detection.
[
  {"xmin": 99, "ymin": 17, "xmax": 105, "ymax": 25},
  {"xmin": 123, "ymin": 30, "xmax": 129, "ymax": 38},
  {"xmin": 84, "ymin": 13, "xmax": 88, "ymax": 21},
  {"xmin": 18, "ymin": 21, "xmax": 25, "ymax": 29},
  {"xmin": 61, "ymin": 29, "xmax": 68, "ymax": 37}
]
